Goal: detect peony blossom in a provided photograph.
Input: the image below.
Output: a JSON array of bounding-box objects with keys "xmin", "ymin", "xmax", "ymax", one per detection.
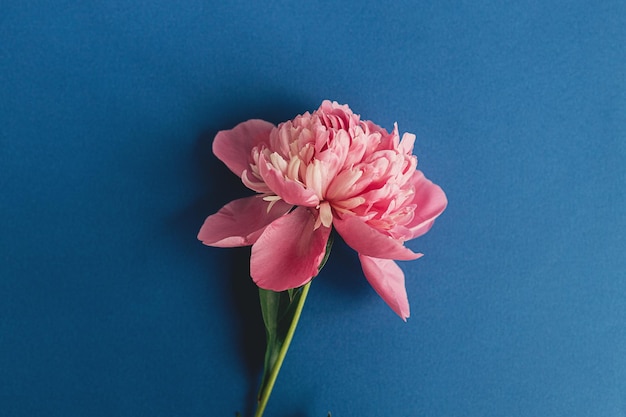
[{"xmin": 198, "ymin": 101, "xmax": 446, "ymax": 320}]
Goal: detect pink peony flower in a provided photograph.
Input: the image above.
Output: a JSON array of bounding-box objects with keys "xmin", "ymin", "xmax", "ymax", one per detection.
[{"xmin": 198, "ymin": 101, "xmax": 447, "ymax": 320}]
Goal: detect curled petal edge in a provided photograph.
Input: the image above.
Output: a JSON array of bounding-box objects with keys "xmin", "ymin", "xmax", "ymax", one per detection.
[{"xmin": 359, "ymin": 255, "xmax": 410, "ymax": 321}]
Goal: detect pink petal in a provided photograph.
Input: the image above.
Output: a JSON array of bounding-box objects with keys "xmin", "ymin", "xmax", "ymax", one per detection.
[
  {"xmin": 359, "ymin": 255, "xmax": 410, "ymax": 320},
  {"xmin": 258, "ymin": 154, "xmax": 320, "ymax": 207},
  {"xmin": 333, "ymin": 215, "xmax": 423, "ymax": 260},
  {"xmin": 250, "ymin": 207, "xmax": 331, "ymax": 291},
  {"xmin": 399, "ymin": 132, "xmax": 416, "ymax": 154},
  {"xmin": 407, "ymin": 170, "xmax": 448, "ymax": 239},
  {"xmin": 197, "ymin": 196, "xmax": 292, "ymax": 247},
  {"xmin": 213, "ymin": 119, "xmax": 275, "ymax": 177}
]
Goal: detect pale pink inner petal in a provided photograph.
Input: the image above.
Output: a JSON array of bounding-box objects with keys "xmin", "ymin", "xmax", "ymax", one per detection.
[
  {"xmin": 258, "ymin": 155, "xmax": 320, "ymax": 207},
  {"xmin": 250, "ymin": 207, "xmax": 331, "ymax": 291},
  {"xmin": 399, "ymin": 132, "xmax": 416, "ymax": 154},
  {"xmin": 197, "ymin": 196, "xmax": 292, "ymax": 247},
  {"xmin": 318, "ymin": 201, "xmax": 333, "ymax": 228},
  {"xmin": 213, "ymin": 119, "xmax": 274, "ymax": 177},
  {"xmin": 359, "ymin": 255, "xmax": 410, "ymax": 320},
  {"xmin": 333, "ymin": 215, "xmax": 423, "ymax": 261}
]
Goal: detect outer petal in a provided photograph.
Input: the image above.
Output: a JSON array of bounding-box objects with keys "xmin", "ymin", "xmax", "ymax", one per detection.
[
  {"xmin": 334, "ymin": 215, "xmax": 423, "ymax": 260},
  {"xmin": 251, "ymin": 207, "xmax": 331, "ymax": 291},
  {"xmin": 197, "ymin": 196, "xmax": 292, "ymax": 247},
  {"xmin": 359, "ymin": 255, "xmax": 410, "ymax": 320},
  {"xmin": 213, "ymin": 120, "xmax": 275, "ymax": 177},
  {"xmin": 407, "ymin": 170, "xmax": 448, "ymax": 239}
]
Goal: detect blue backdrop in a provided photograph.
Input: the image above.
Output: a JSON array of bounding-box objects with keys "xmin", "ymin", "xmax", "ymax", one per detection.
[{"xmin": 1, "ymin": 1, "xmax": 625, "ymax": 416}]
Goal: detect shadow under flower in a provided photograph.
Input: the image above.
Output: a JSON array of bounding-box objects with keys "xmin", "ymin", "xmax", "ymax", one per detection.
[
  {"xmin": 194, "ymin": 128, "xmax": 266, "ymax": 416},
  {"xmin": 226, "ymin": 246, "xmax": 266, "ymax": 417}
]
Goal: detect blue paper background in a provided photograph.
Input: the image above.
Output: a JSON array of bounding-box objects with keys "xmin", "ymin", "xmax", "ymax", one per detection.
[{"xmin": 2, "ymin": 1, "xmax": 625, "ymax": 416}]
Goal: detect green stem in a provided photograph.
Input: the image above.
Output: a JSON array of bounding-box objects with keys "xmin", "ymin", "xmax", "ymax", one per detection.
[{"xmin": 254, "ymin": 281, "xmax": 311, "ymax": 417}]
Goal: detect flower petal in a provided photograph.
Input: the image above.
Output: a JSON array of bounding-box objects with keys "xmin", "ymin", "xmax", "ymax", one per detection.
[
  {"xmin": 197, "ymin": 196, "xmax": 292, "ymax": 247},
  {"xmin": 258, "ymin": 154, "xmax": 320, "ymax": 207},
  {"xmin": 359, "ymin": 255, "xmax": 410, "ymax": 320},
  {"xmin": 407, "ymin": 170, "xmax": 448, "ymax": 239},
  {"xmin": 213, "ymin": 120, "xmax": 275, "ymax": 177},
  {"xmin": 334, "ymin": 215, "xmax": 423, "ymax": 260},
  {"xmin": 399, "ymin": 132, "xmax": 416, "ymax": 154},
  {"xmin": 251, "ymin": 207, "xmax": 331, "ymax": 291}
]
